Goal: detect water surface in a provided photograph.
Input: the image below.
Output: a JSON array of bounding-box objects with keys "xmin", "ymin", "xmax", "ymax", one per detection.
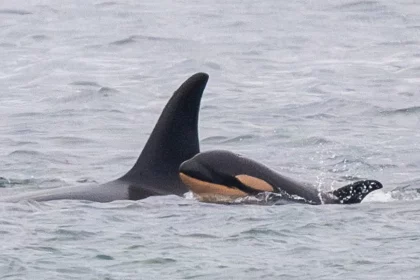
[{"xmin": 1, "ymin": 0, "xmax": 420, "ymax": 279}]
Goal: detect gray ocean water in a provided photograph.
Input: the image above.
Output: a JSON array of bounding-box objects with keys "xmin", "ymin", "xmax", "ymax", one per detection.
[{"xmin": 1, "ymin": 0, "xmax": 420, "ymax": 279}]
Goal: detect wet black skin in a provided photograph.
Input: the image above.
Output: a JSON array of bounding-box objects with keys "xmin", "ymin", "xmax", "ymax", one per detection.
[{"xmin": 180, "ymin": 150, "xmax": 383, "ymax": 205}]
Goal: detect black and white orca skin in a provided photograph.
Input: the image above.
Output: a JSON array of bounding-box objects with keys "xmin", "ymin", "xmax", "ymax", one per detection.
[
  {"xmin": 1, "ymin": 73, "xmax": 209, "ymax": 203},
  {"xmin": 179, "ymin": 150, "xmax": 382, "ymax": 205}
]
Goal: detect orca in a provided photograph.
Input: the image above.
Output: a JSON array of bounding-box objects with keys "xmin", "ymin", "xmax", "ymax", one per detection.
[
  {"xmin": 179, "ymin": 150, "xmax": 383, "ymax": 205},
  {"xmin": 1, "ymin": 72, "xmax": 209, "ymax": 203}
]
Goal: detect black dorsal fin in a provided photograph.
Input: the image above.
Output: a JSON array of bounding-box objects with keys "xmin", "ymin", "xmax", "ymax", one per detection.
[
  {"xmin": 330, "ymin": 180, "xmax": 383, "ymax": 204},
  {"xmin": 120, "ymin": 73, "xmax": 209, "ymax": 184}
]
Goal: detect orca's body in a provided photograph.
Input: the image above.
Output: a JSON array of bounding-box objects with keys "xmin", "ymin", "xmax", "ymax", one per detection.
[
  {"xmin": 179, "ymin": 150, "xmax": 382, "ymax": 205},
  {"xmin": 1, "ymin": 73, "xmax": 209, "ymax": 203}
]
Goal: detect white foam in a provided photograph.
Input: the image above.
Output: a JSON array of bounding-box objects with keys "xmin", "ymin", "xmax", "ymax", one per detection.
[
  {"xmin": 361, "ymin": 190, "xmax": 394, "ymax": 203},
  {"xmin": 362, "ymin": 189, "xmax": 420, "ymax": 203},
  {"xmin": 183, "ymin": 191, "xmax": 196, "ymax": 200}
]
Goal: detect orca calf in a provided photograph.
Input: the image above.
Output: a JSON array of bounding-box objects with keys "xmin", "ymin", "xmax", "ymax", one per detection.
[
  {"xmin": 1, "ymin": 73, "xmax": 209, "ymax": 202},
  {"xmin": 179, "ymin": 150, "xmax": 382, "ymax": 205}
]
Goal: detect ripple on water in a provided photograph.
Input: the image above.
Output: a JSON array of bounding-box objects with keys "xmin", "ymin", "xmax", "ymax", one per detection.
[
  {"xmin": 379, "ymin": 106, "xmax": 420, "ymax": 116},
  {"xmin": 8, "ymin": 149, "xmax": 42, "ymax": 157},
  {"xmin": 31, "ymin": 34, "xmax": 49, "ymax": 41},
  {"xmin": 109, "ymin": 35, "xmax": 187, "ymax": 46},
  {"xmin": 44, "ymin": 229, "xmax": 97, "ymax": 242},
  {"xmin": 201, "ymin": 136, "xmax": 228, "ymax": 144},
  {"xmin": 95, "ymin": 254, "xmax": 114, "ymax": 260},
  {"xmin": 142, "ymin": 257, "xmax": 177, "ymax": 265},
  {"xmin": 177, "ymin": 233, "xmax": 218, "ymax": 239},
  {"xmin": 222, "ymin": 134, "xmax": 256, "ymax": 144},
  {"xmin": 69, "ymin": 81, "xmax": 102, "ymax": 87},
  {"xmin": 95, "ymin": 1, "xmax": 118, "ymax": 7},
  {"xmin": 0, "ymin": 9, "xmax": 32, "ymax": 15},
  {"xmin": 98, "ymin": 87, "xmax": 119, "ymax": 95},
  {"xmin": 109, "ymin": 36, "xmax": 137, "ymax": 46},
  {"xmin": 43, "ymin": 136, "xmax": 97, "ymax": 145},
  {"xmin": 283, "ymin": 136, "xmax": 333, "ymax": 147},
  {"xmin": 333, "ymin": 0, "xmax": 389, "ymax": 12}
]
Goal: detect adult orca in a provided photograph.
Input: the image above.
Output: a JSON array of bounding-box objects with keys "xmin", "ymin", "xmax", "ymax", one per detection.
[
  {"xmin": 179, "ymin": 150, "xmax": 383, "ymax": 205},
  {"xmin": 1, "ymin": 72, "xmax": 209, "ymax": 203}
]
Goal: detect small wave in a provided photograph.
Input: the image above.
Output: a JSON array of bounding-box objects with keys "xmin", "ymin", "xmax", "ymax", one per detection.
[
  {"xmin": 391, "ymin": 190, "xmax": 420, "ymax": 201},
  {"xmin": 0, "ymin": 9, "xmax": 32, "ymax": 15},
  {"xmin": 180, "ymin": 233, "xmax": 218, "ymax": 239},
  {"xmin": 138, "ymin": 35, "xmax": 185, "ymax": 43},
  {"xmin": 27, "ymin": 246, "xmax": 60, "ymax": 253},
  {"xmin": 109, "ymin": 36, "xmax": 137, "ymax": 46},
  {"xmin": 240, "ymin": 228, "xmax": 282, "ymax": 236},
  {"xmin": 8, "ymin": 149, "xmax": 42, "ymax": 157},
  {"xmin": 0, "ymin": 177, "xmax": 67, "ymax": 189},
  {"xmin": 201, "ymin": 105, "xmax": 218, "ymax": 110},
  {"xmin": 363, "ymin": 189, "xmax": 420, "ymax": 203},
  {"xmin": 142, "ymin": 257, "xmax": 176, "ymax": 264},
  {"xmin": 95, "ymin": 1, "xmax": 118, "ymax": 7},
  {"xmin": 12, "ymin": 140, "xmax": 38, "ymax": 146},
  {"xmin": 44, "ymin": 136, "xmax": 96, "ymax": 145},
  {"xmin": 0, "ymin": 42, "xmax": 16, "ymax": 48},
  {"xmin": 393, "ymin": 179, "xmax": 420, "ymax": 191},
  {"xmin": 76, "ymin": 178, "xmax": 99, "ymax": 184},
  {"xmin": 333, "ymin": 1, "xmax": 387, "ymax": 12},
  {"xmin": 69, "ymin": 81, "xmax": 101, "ymax": 87},
  {"xmin": 9, "ymin": 128, "xmax": 42, "ymax": 135},
  {"xmin": 329, "ymin": 158, "xmax": 376, "ymax": 170},
  {"xmin": 53, "ymin": 229, "xmax": 97, "ymax": 241},
  {"xmin": 201, "ymin": 136, "xmax": 228, "ymax": 144},
  {"xmin": 304, "ymin": 113, "xmax": 337, "ymax": 120},
  {"xmin": 95, "ymin": 254, "xmax": 114, "ymax": 260},
  {"xmin": 302, "ymin": 136, "xmax": 332, "ymax": 145},
  {"xmin": 204, "ymin": 61, "xmax": 221, "ymax": 70},
  {"xmin": 8, "ymin": 149, "xmax": 76, "ymax": 165},
  {"xmin": 224, "ymin": 20, "xmax": 247, "ymax": 28},
  {"xmin": 398, "ymin": 92, "xmax": 414, "ymax": 97},
  {"xmin": 222, "ymin": 134, "xmax": 256, "ymax": 144},
  {"xmin": 0, "ymin": 177, "xmax": 32, "ymax": 188},
  {"xmin": 378, "ymin": 40, "xmax": 418, "ymax": 47},
  {"xmin": 47, "ymin": 108, "xmax": 124, "ymax": 117},
  {"xmin": 51, "ymin": 90, "xmax": 113, "ymax": 103},
  {"xmin": 11, "ymin": 112, "xmax": 44, "ymax": 118},
  {"xmin": 285, "ymin": 97, "xmax": 374, "ymax": 118},
  {"xmin": 109, "ymin": 35, "xmax": 186, "ymax": 46},
  {"xmin": 98, "ymin": 86, "xmax": 119, "ymax": 96},
  {"xmin": 285, "ymin": 136, "xmax": 332, "ymax": 147},
  {"xmin": 31, "ymin": 34, "xmax": 49, "ymax": 41},
  {"xmin": 379, "ymin": 106, "xmax": 420, "ymax": 116},
  {"xmin": 330, "ymin": 161, "xmax": 397, "ymax": 175},
  {"xmin": 337, "ymin": 175, "xmax": 365, "ymax": 181}
]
